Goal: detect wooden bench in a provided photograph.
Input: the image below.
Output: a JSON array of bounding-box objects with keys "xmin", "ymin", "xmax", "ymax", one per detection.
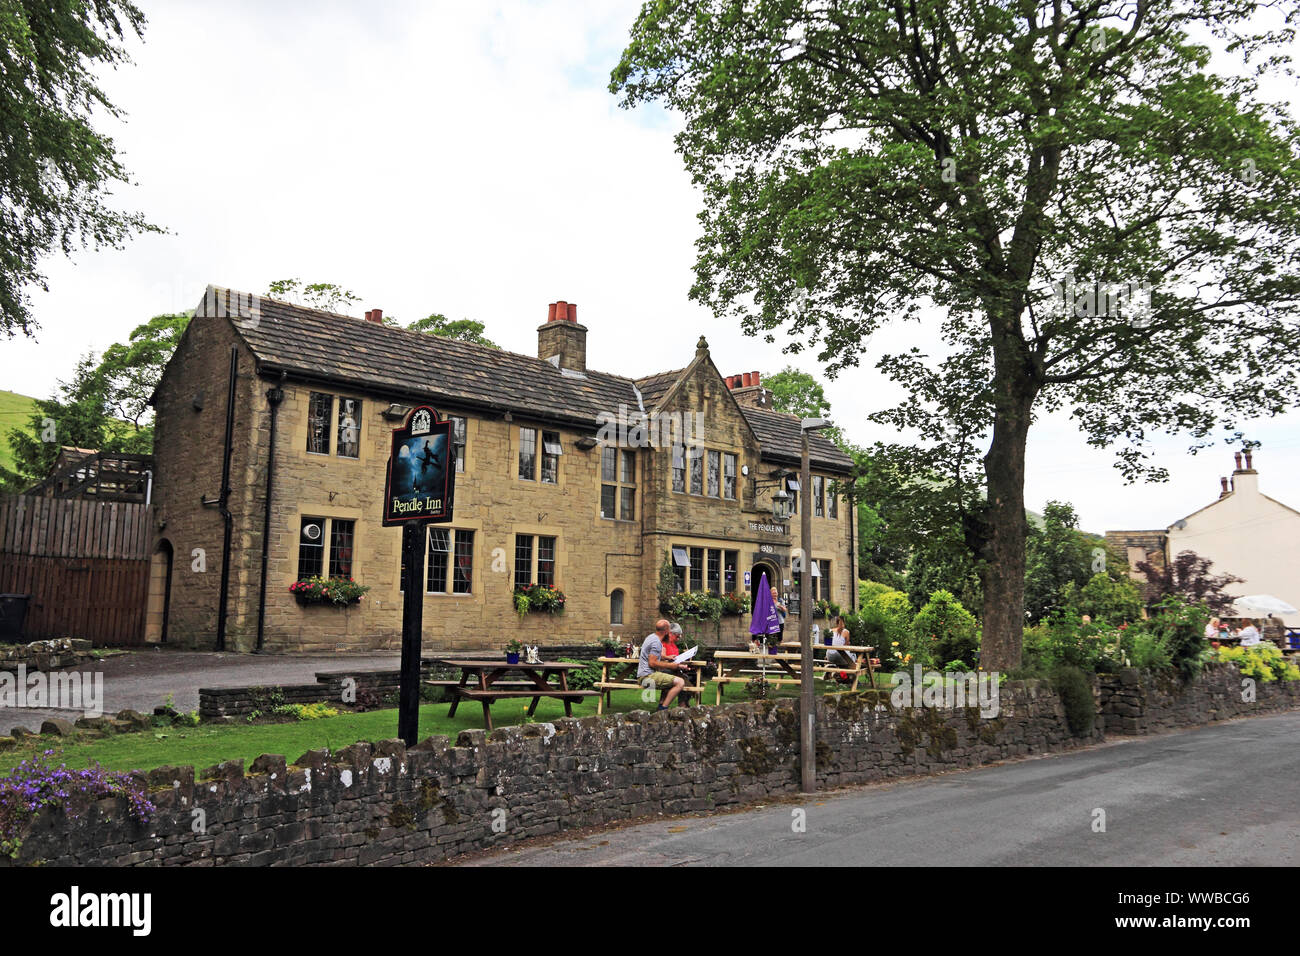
[{"xmin": 593, "ymin": 656, "xmax": 708, "ymax": 714}]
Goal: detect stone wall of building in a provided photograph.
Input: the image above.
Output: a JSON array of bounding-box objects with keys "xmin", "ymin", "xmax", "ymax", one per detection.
[
  {"xmin": 149, "ymin": 314, "xmax": 263, "ymax": 650},
  {"xmin": 149, "ymin": 318, "xmax": 857, "ymax": 655}
]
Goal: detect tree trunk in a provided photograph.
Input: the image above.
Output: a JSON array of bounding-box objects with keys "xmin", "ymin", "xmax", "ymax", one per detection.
[{"xmin": 980, "ymin": 369, "xmax": 1037, "ymax": 673}]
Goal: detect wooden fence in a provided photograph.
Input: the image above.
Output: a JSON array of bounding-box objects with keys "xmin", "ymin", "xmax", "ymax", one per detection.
[{"xmin": 0, "ymin": 495, "xmax": 151, "ymax": 645}]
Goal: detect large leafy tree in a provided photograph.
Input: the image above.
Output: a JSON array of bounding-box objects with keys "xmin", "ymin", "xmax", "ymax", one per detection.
[
  {"xmin": 405, "ymin": 314, "xmax": 500, "ymax": 349},
  {"xmin": 612, "ymin": 1, "xmax": 1300, "ymax": 669},
  {"xmin": 1, "ymin": 0, "xmax": 157, "ymax": 337},
  {"xmin": 1, "ymin": 312, "xmax": 187, "ymax": 490}
]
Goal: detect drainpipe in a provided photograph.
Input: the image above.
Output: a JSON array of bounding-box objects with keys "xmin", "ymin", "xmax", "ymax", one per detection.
[
  {"xmin": 215, "ymin": 348, "xmax": 238, "ymax": 652},
  {"xmin": 846, "ymin": 482, "xmax": 856, "ymax": 612},
  {"xmin": 255, "ymin": 373, "xmax": 286, "ymax": 653}
]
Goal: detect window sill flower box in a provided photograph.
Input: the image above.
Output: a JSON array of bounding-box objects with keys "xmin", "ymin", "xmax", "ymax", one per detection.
[
  {"xmin": 291, "ymin": 576, "xmax": 370, "ymax": 607},
  {"xmin": 512, "ymin": 584, "xmax": 566, "ymax": 618}
]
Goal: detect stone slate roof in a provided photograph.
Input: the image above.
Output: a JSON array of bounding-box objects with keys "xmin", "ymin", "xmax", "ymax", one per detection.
[
  {"xmin": 634, "ymin": 369, "xmax": 685, "ymax": 411},
  {"xmin": 205, "ymin": 287, "xmax": 854, "ymax": 472},
  {"xmin": 741, "ymin": 405, "xmax": 855, "ymax": 474}
]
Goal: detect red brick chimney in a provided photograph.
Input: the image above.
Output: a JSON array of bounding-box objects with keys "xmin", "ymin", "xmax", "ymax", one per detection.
[{"xmin": 364, "ymin": 308, "xmax": 383, "ymax": 324}]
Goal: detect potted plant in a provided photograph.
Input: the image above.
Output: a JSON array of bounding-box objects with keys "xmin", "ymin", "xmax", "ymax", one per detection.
[
  {"xmin": 600, "ymin": 637, "xmax": 623, "ymax": 658},
  {"xmin": 504, "ymin": 639, "xmax": 524, "ymax": 665}
]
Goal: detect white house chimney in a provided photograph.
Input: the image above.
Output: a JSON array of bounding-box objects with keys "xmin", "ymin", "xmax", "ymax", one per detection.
[{"xmin": 1232, "ymin": 448, "xmax": 1259, "ymax": 496}]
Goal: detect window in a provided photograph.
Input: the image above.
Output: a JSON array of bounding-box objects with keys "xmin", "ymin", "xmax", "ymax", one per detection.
[
  {"xmin": 514, "ymin": 533, "xmax": 558, "ymax": 587},
  {"xmin": 307, "ymin": 393, "xmax": 333, "ymax": 455},
  {"xmin": 298, "ymin": 517, "xmax": 325, "ymax": 579},
  {"xmin": 671, "ymin": 444, "xmax": 686, "ymax": 493},
  {"xmin": 537, "ymin": 535, "xmax": 556, "ymax": 587},
  {"xmin": 817, "ymin": 559, "xmax": 831, "ymax": 602},
  {"xmin": 671, "ymin": 547, "xmax": 688, "ymax": 593},
  {"xmin": 610, "ymin": 589, "xmax": 624, "ymax": 625},
  {"xmin": 689, "ymin": 547, "xmax": 704, "ymax": 591},
  {"xmin": 518, "ymin": 428, "xmax": 536, "ymax": 480},
  {"xmin": 514, "ymin": 535, "xmax": 533, "ymax": 588},
  {"xmin": 707, "ymin": 548, "xmax": 721, "ymax": 594},
  {"xmin": 601, "ymin": 447, "xmax": 635, "ymax": 520},
  {"xmin": 297, "ymin": 516, "xmax": 353, "ymax": 580},
  {"xmin": 813, "ymin": 476, "xmax": 824, "ymax": 517},
  {"xmin": 401, "ymin": 527, "xmax": 475, "ymax": 594},
  {"xmin": 689, "ymin": 446, "xmax": 704, "ymax": 495},
  {"xmin": 450, "ymin": 417, "xmax": 466, "ymax": 473},
  {"xmin": 707, "ymin": 450, "xmax": 720, "ymax": 497},
  {"xmin": 829, "ymin": 486, "xmax": 838, "ymax": 519},
  {"xmin": 723, "ymin": 550, "xmax": 738, "ymax": 592},
  {"xmin": 337, "ymin": 399, "xmax": 361, "ymax": 459},
  {"xmin": 427, "ymin": 528, "xmax": 450, "ymax": 593},
  {"xmin": 453, "ymin": 530, "xmax": 474, "ymax": 594},
  {"xmin": 541, "ymin": 430, "xmax": 561, "ymax": 484},
  {"xmin": 786, "ymin": 477, "xmax": 800, "ymax": 515},
  {"xmin": 723, "ymin": 453, "xmax": 737, "ymax": 499}
]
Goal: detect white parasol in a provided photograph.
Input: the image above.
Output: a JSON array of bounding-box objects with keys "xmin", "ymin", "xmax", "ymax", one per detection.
[{"xmin": 1231, "ymin": 594, "xmax": 1299, "ymax": 617}]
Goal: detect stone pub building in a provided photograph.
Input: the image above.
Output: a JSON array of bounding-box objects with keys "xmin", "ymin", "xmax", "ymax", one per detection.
[{"xmin": 145, "ymin": 288, "xmax": 856, "ymax": 653}]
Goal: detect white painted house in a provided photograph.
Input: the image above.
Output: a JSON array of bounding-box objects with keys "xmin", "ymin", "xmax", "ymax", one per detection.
[{"xmin": 1164, "ymin": 450, "xmax": 1300, "ymax": 628}]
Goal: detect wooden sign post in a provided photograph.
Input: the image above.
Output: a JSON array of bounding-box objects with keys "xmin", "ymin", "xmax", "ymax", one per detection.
[{"xmin": 383, "ymin": 406, "xmax": 456, "ymax": 745}]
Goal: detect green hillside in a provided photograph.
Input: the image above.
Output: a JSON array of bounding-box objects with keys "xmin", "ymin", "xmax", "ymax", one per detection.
[{"xmin": 0, "ymin": 389, "xmax": 40, "ymax": 474}]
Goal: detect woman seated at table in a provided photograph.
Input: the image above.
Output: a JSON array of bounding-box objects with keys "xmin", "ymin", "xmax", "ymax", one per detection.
[
  {"xmin": 1236, "ymin": 619, "xmax": 1263, "ymax": 646},
  {"xmin": 826, "ymin": 615, "xmax": 854, "ymax": 679},
  {"xmin": 662, "ymin": 623, "xmax": 683, "ymax": 659}
]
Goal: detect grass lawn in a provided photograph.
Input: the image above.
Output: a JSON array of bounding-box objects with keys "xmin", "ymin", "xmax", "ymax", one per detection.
[
  {"xmin": 0, "ymin": 681, "xmax": 873, "ymax": 776},
  {"xmin": 0, "ymin": 389, "xmax": 39, "ymax": 474}
]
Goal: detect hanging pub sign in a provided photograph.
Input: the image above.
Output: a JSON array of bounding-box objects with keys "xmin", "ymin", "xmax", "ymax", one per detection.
[{"xmin": 382, "ymin": 405, "xmax": 455, "ymax": 526}]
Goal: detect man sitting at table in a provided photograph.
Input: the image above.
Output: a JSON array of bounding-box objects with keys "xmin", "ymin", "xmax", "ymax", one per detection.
[{"xmin": 639, "ymin": 619, "xmax": 690, "ymax": 710}]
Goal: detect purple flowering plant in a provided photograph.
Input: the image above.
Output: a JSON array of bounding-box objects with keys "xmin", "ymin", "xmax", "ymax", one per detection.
[{"xmin": 0, "ymin": 750, "xmax": 155, "ymax": 858}]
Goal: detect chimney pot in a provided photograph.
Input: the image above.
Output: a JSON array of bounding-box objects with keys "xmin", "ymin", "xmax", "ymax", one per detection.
[
  {"xmin": 554, "ymin": 300, "xmax": 569, "ymax": 322},
  {"xmin": 569, "ymin": 303, "xmax": 577, "ymax": 323},
  {"xmin": 742, "ymin": 372, "xmax": 752, "ymax": 387},
  {"xmin": 753, "ymin": 371, "xmax": 761, "ymax": 387},
  {"xmin": 364, "ymin": 309, "xmax": 383, "ymax": 324},
  {"xmin": 1220, "ymin": 477, "xmax": 1230, "ymax": 497},
  {"xmin": 1234, "ymin": 452, "xmax": 1242, "ymax": 470},
  {"xmin": 1245, "ymin": 449, "xmax": 1253, "ymax": 469},
  {"xmin": 751, "ymin": 370, "xmax": 759, "ymax": 386}
]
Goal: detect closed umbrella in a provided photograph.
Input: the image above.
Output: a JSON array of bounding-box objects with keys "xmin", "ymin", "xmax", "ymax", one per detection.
[
  {"xmin": 1232, "ymin": 594, "xmax": 1299, "ymax": 617},
  {"xmin": 749, "ymin": 572, "xmax": 781, "ymax": 640}
]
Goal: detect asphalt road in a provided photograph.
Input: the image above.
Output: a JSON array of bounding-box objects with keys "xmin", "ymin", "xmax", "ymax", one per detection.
[
  {"xmin": 464, "ymin": 709, "xmax": 1300, "ymax": 866},
  {"xmin": 1, "ymin": 648, "xmax": 401, "ymax": 732}
]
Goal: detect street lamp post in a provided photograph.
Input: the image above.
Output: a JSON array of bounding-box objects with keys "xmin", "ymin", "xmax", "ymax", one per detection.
[{"xmin": 799, "ymin": 418, "xmax": 830, "ymax": 794}]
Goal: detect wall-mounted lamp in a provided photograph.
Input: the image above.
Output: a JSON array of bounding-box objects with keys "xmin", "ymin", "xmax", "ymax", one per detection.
[
  {"xmin": 574, "ymin": 436, "xmax": 599, "ymax": 450},
  {"xmin": 382, "ymin": 403, "xmax": 411, "ymax": 421}
]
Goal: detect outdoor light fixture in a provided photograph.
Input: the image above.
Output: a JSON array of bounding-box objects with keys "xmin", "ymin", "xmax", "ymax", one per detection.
[
  {"xmin": 382, "ymin": 403, "xmax": 411, "ymax": 421},
  {"xmin": 574, "ymin": 436, "xmax": 599, "ymax": 450},
  {"xmin": 772, "ymin": 486, "xmax": 792, "ymax": 521}
]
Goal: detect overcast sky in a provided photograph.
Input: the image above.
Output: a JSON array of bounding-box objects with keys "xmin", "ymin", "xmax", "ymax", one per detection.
[{"xmin": 3, "ymin": 0, "xmax": 1298, "ymax": 536}]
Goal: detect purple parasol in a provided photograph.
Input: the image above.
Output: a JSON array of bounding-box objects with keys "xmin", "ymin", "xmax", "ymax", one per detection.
[{"xmin": 749, "ymin": 572, "xmax": 782, "ymax": 637}]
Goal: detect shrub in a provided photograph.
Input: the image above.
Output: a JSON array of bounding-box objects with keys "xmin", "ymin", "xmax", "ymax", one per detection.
[
  {"xmin": 858, "ymin": 580, "xmax": 894, "ymax": 607},
  {"xmin": 1023, "ymin": 617, "xmax": 1119, "ymax": 673},
  {"xmin": 1051, "ymin": 665, "xmax": 1096, "ymax": 737},
  {"xmin": 1218, "ymin": 643, "xmax": 1300, "ymax": 682},
  {"xmin": 273, "ymin": 702, "xmax": 339, "ymax": 721},
  {"xmin": 0, "ymin": 752, "xmax": 155, "ymax": 858},
  {"xmin": 1140, "ymin": 596, "xmax": 1211, "ymax": 677},
  {"xmin": 558, "ymin": 658, "xmax": 604, "ymax": 690},
  {"xmin": 1061, "ymin": 572, "xmax": 1144, "ymax": 625},
  {"xmin": 912, "ymin": 589, "xmax": 978, "ymax": 669}
]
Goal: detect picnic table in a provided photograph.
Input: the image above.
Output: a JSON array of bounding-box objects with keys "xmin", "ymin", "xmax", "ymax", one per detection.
[
  {"xmin": 779, "ymin": 640, "xmax": 878, "ymax": 691},
  {"xmin": 427, "ymin": 659, "xmax": 599, "ymax": 731},
  {"xmin": 711, "ymin": 643, "xmax": 877, "ymax": 704},
  {"xmin": 593, "ymin": 656, "xmax": 709, "ymax": 714}
]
